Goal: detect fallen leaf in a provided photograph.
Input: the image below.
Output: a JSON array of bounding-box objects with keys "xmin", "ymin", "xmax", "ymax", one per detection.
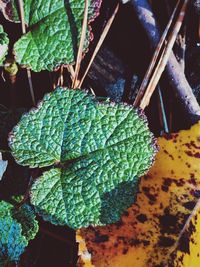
[{"xmin": 77, "ymin": 121, "xmax": 200, "ymax": 267}]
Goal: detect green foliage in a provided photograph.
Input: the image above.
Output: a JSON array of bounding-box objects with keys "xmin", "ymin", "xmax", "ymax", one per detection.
[
  {"xmin": 0, "ymin": 200, "xmax": 39, "ymax": 265},
  {"xmin": 0, "ymin": 25, "xmax": 9, "ymax": 65},
  {"xmin": 10, "ymin": 87, "xmax": 156, "ymax": 229},
  {"xmin": 0, "ymin": 0, "xmax": 101, "ymax": 71}
]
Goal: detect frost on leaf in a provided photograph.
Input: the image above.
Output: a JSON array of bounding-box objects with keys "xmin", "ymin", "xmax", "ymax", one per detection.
[
  {"xmin": 0, "ymin": 0, "xmax": 101, "ymax": 72},
  {"xmin": 0, "ymin": 153, "xmax": 7, "ymax": 181},
  {"xmin": 10, "ymin": 87, "xmax": 156, "ymax": 229},
  {"xmin": 0, "ymin": 200, "xmax": 38, "ymax": 265},
  {"xmin": 0, "ymin": 25, "xmax": 9, "ymax": 65},
  {"xmin": 77, "ymin": 121, "xmax": 200, "ymax": 267}
]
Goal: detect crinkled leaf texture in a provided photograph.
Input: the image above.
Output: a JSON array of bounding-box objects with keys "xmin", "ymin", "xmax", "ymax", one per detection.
[
  {"xmin": 0, "ymin": 0, "xmax": 101, "ymax": 71},
  {"xmin": 0, "ymin": 25, "xmax": 9, "ymax": 65},
  {"xmin": 10, "ymin": 87, "xmax": 156, "ymax": 229},
  {"xmin": 0, "ymin": 200, "xmax": 38, "ymax": 265}
]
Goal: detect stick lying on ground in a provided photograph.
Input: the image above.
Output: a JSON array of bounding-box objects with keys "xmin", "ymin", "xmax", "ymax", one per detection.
[{"xmin": 130, "ymin": 0, "xmax": 200, "ymax": 123}]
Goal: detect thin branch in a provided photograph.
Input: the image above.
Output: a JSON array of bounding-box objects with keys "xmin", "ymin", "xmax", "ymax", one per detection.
[
  {"xmin": 78, "ymin": 3, "xmax": 120, "ymax": 88},
  {"xmin": 169, "ymin": 198, "xmax": 200, "ymax": 256},
  {"xmin": 18, "ymin": 0, "xmax": 26, "ymax": 34},
  {"xmin": 158, "ymin": 86, "xmax": 169, "ymax": 134},
  {"xmin": 133, "ymin": 0, "xmax": 181, "ymax": 107},
  {"xmin": 140, "ymin": 0, "xmax": 189, "ymax": 110},
  {"xmin": 27, "ymin": 69, "xmax": 36, "ymax": 105},
  {"xmin": 67, "ymin": 65, "xmax": 75, "ymax": 82},
  {"xmin": 72, "ymin": 0, "xmax": 89, "ymax": 89},
  {"xmin": 40, "ymin": 227, "xmax": 76, "ymax": 246},
  {"xmin": 131, "ymin": 0, "xmax": 200, "ymax": 124},
  {"xmin": 18, "ymin": 0, "xmax": 36, "ymax": 105}
]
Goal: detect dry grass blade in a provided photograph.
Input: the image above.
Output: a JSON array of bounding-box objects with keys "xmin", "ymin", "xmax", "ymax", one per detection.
[
  {"xmin": 67, "ymin": 65, "xmax": 75, "ymax": 82},
  {"xmin": 133, "ymin": 0, "xmax": 181, "ymax": 107},
  {"xmin": 140, "ymin": 0, "xmax": 189, "ymax": 110},
  {"xmin": 78, "ymin": 3, "xmax": 119, "ymax": 88},
  {"xmin": 72, "ymin": 0, "xmax": 89, "ymax": 89},
  {"xmin": 18, "ymin": 0, "xmax": 26, "ymax": 34},
  {"xmin": 158, "ymin": 86, "xmax": 169, "ymax": 134},
  {"xmin": 18, "ymin": 0, "xmax": 36, "ymax": 105},
  {"xmin": 169, "ymin": 198, "xmax": 200, "ymax": 256},
  {"xmin": 57, "ymin": 65, "xmax": 64, "ymax": 87}
]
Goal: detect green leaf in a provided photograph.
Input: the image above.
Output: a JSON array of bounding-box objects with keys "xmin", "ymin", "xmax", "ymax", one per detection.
[
  {"xmin": 0, "ymin": 200, "xmax": 39, "ymax": 265},
  {"xmin": 0, "ymin": 218, "xmax": 27, "ymax": 265},
  {"xmin": 0, "ymin": 0, "xmax": 101, "ymax": 72},
  {"xmin": 0, "ymin": 25, "xmax": 9, "ymax": 66},
  {"xmin": 10, "ymin": 87, "xmax": 157, "ymax": 229}
]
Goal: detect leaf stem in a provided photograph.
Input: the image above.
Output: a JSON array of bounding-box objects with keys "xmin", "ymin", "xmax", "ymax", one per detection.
[
  {"xmin": 133, "ymin": 0, "xmax": 181, "ymax": 108},
  {"xmin": 131, "ymin": 0, "xmax": 200, "ymax": 124},
  {"xmin": 18, "ymin": 0, "xmax": 36, "ymax": 105},
  {"xmin": 140, "ymin": 0, "xmax": 189, "ymax": 110},
  {"xmin": 158, "ymin": 86, "xmax": 169, "ymax": 134},
  {"xmin": 169, "ymin": 198, "xmax": 200, "ymax": 256},
  {"xmin": 78, "ymin": 3, "xmax": 119, "ymax": 88},
  {"xmin": 72, "ymin": 0, "xmax": 89, "ymax": 89}
]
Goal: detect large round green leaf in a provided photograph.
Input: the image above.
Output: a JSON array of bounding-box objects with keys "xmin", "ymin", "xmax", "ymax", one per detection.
[{"xmin": 10, "ymin": 87, "xmax": 157, "ymax": 228}]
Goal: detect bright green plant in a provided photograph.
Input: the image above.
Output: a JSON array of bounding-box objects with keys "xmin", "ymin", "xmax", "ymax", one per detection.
[
  {"xmin": 0, "ymin": 0, "xmax": 158, "ymax": 265},
  {"xmin": 0, "ymin": 200, "xmax": 38, "ymax": 266},
  {"xmin": 0, "ymin": 0, "xmax": 101, "ymax": 71},
  {"xmin": 9, "ymin": 87, "xmax": 156, "ymax": 228}
]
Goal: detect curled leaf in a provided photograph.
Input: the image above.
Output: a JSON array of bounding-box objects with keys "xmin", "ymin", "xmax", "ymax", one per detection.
[
  {"xmin": 10, "ymin": 87, "xmax": 156, "ymax": 229},
  {"xmin": 77, "ymin": 121, "xmax": 200, "ymax": 266}
]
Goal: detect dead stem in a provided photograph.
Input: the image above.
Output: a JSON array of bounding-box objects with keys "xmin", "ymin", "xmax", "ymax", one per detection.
[
  {"xmin": 169, "ymin": 198, "xmax": 200, "ymax": 256},
  {"xmin": 133, "ymin": 0, "xmax": 181, "ymax": 107},
  {"xmin": 131, "ymin": 0, "xmax": 200, "ymax": 124},
  {"xmin": 158, "ymin": 86, "xmax": 169, "ymax": 134},
  {"xmin": 139, "ymin": 0, "xmax": 189, "ymax": 110},
  {"xmin": 78, "ymin": 3, "xmax": 119, "ymax": 88},
  {"xmin": 72, "ymin": 0, "xmax": 89, "ymax": 89},
  {"xmin": 18, "ymin": 0, "xmax": 36, "ymax": 105}
]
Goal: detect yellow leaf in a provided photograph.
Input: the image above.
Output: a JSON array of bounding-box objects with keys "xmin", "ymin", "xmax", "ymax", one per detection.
[{"xmin": 77, "ymin": 121, "xmax": 200, "ymax": 267}]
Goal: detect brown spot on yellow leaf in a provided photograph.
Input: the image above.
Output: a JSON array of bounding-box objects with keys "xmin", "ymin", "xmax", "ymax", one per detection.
[{"xmin": 77, "ymin": 122, "xmax": 200, "ymax": 267}]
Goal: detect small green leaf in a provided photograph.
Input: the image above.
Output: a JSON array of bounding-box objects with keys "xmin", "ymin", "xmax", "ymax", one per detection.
[
  {"xmin": 0, "ymin": 218, "xmax": 27, "ymax": 265},
  {"xmin": 0, "ymin": 200, "xmax": 39, "ymax": 265},
  {"xmin": 10, "ymin": 87, "xmax": 157, "ymax": 229},
  {"xmin": 0, "ymin": 0, "xmax": 101, "ymax": 71},
  {"xmin": 0, "ymin": 25, "xmax": 9, "ymax": 66}
]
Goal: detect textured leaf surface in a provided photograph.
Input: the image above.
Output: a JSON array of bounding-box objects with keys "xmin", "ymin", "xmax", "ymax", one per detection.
[
  {"xmin": 10, "ymin": 87, "xmax": 156, "ymax": 228},
  {"xmin": 77, "ymin": 121, "xmax": 200, "ymax": 266},
  {"xmin": 0, "ymin": 218, "xmax": 27, "ymax": 265},
  {"xmin": 0, "ymin": 200, "xmax": 38, "ymax": 265},
  {"xmin": 0, "ymin": 0, "xmax": 101, "ymax": 71},
  {"xmin": 0, "ymin": 25, "xmax": 9, "ymax": 65}
]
